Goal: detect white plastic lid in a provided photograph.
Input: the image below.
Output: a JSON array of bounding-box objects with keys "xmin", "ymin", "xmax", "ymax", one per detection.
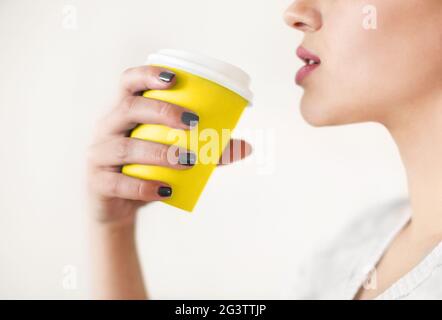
[{"xmin": 146, "ymin": 49, "xmax": 253, "ymax": 104}]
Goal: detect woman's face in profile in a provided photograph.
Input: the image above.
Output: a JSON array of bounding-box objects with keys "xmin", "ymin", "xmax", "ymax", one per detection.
[{"xmin": 284, "ymin": 0, "xmax": 442, "ymax": 127}]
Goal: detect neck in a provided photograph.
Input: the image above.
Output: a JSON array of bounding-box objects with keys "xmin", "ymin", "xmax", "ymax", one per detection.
[{"xmin": 385, "ymin": 91, "xmax": 442, "ymax": 237}]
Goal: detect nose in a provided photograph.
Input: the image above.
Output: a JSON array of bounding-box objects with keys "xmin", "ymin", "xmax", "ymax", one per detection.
[{"xmin": 284, "ymin": 0, "xmax": 322, "ymax": 32}]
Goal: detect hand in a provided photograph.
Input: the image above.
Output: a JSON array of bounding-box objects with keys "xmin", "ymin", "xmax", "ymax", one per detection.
[{"xmin": 87, "ymin": 65, "xmax": 252, "ymax": 226}]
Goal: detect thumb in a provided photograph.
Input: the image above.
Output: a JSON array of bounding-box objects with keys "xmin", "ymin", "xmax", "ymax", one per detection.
[{"xmin": 218, "ymin": 139, "xmax": 253, "ymax": 166}]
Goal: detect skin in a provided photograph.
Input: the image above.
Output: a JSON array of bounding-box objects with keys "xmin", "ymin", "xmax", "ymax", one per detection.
[
  {"xmin": 284, "ymin": 0, "xmax": 442, "ymax": 299},
  {"xmin": 87, "ymin": 0, "xmax": 442, "ymax": 299}
]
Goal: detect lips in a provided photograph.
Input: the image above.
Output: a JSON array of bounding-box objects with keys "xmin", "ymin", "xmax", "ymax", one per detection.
[{"xmin": 295, "ymin": 46, "xmax": 321, "ymax": 85}]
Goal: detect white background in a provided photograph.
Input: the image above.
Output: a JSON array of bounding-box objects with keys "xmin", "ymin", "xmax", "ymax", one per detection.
[{"xmin": 0, "ymin": 0, "xmax": 407, "ymax": 299}]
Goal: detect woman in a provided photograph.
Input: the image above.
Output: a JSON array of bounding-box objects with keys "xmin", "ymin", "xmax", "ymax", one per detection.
[{"xmin": 86, "ymin": 0, "xmax": 442, "ymax": 299}]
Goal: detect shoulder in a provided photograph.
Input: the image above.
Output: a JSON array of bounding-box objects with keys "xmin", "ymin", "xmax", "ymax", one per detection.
[
  {"xmin": 325, "ymin": 197, "xmax": 410, "ymax": 255},
  {"xmin": 282, "ymin": 197, "xmax": 410, "ymax": 299},
  {"xmin": 378, "ymin": 240, "xmax": 442, "ymax": 299}
]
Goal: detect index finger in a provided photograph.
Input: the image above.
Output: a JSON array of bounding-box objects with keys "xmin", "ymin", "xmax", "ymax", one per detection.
[{"xmin": 119, "ymin": 65, "xmax": 177, "ymax": 97}]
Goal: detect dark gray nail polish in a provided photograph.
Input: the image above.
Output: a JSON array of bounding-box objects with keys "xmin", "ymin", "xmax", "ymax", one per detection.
[
  {"xmin": 181, "ymin": 112, "xmax": 199, "ymax": 127},
  {"xmin": 159, "ymin": 71, "xmax": 175, "ymax": 83},
  {"xmin": 178, "ymin": 152, "xmax": 196, "ymax": 166},
  {"xmin": 158, "ymin": 186, "xmax": 172, "ymax": 197}
]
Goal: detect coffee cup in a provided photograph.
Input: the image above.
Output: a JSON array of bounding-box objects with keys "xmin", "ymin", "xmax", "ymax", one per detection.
[{"xmin": 122, "ymin": 49, "xmax": 253, "ymax": 212}]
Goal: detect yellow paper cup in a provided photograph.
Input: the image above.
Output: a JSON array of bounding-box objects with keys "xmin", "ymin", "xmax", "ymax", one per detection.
[{"xmin": 122, "ymin": 49, "xmax": 253, "ymax": 212}]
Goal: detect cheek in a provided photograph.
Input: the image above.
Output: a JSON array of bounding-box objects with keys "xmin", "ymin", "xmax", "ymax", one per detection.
[
  {"xmin": 302, "ymin": 2, "xmax": 385, "ymax": 125},
  {"xmin": 324, "ymin": 3, "xmax": 387, "ymax": 107}
]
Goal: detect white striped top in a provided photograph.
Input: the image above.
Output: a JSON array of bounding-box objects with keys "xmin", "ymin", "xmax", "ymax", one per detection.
[{"xmin": 281, "ymin": 199, "xmax": 442, "ymax": 300}]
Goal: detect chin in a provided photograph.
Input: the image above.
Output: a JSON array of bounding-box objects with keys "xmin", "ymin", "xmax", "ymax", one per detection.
[
  {"xmin": 299, "ymin": 94, "xmax": 337, "ymax": 127},
  {"xmin": 299, "ymin": 93, "xmax": 370, "ymax": 127}
]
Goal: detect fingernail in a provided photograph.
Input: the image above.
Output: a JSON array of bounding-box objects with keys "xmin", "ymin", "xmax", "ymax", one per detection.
[
  {"xmin": 159, "ymin": 71, "xmax": 175, "ymax": 83},
  {"xmin": 158, "ymin": 186, "xmax": 172, "ymax": 197},
  {"xmin": 178, "ymin": 152, "xmax": 196, "ymax": 166},
  {"xmin": 181, "ymin": 112, "xmax": 199, "ymax": 127}
]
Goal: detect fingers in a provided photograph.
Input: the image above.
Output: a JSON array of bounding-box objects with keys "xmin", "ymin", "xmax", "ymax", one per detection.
[
  {"xmin": 94, "ymin": 65, "xmax": 199, "ymax": 142},
  {"xmin": 102, "ymin": 96, "xmax": 199, "ymax": 137},
  {"xmin": 218, "ymin": 139, "xmax": 253, "ymax": 165},
  {"xmin": 91, "ymin": 171, "xmax": 173, "ymax": 202},
  {"xmin": 88, "ymin": 137, "xmax": 196, "ymax": 169},
  {"xmin": 89, "ymin": 136, "xmax": 251, "ymax": 168},
  {"xmin": 119, "ymin": 65, "xmax": 177, "ymax": 96}
]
